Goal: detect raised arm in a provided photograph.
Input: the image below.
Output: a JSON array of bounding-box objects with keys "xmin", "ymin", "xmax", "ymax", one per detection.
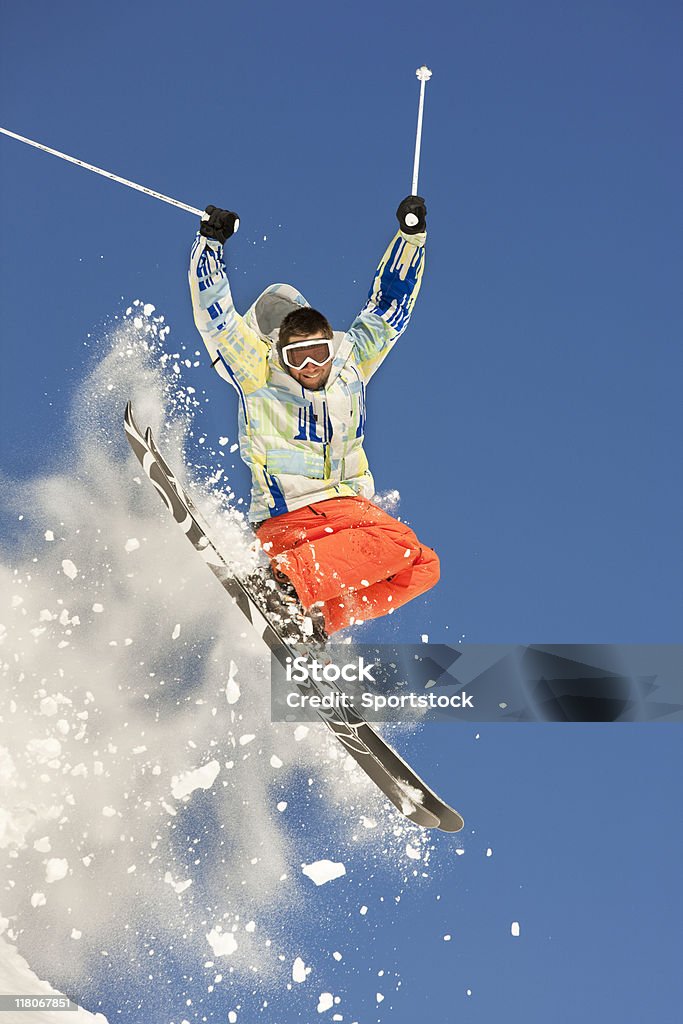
[
  {"xmin": 347, "ymin": 196, "xmax": 427, "ymax": 382},
  {"xmin": 188, "ymin": 206, "xmax": 269, "ymax": 396}
]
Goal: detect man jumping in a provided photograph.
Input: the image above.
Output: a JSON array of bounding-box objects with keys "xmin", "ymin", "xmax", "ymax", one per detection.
[{"xmin": 189, "ymin": 197, "xmax": 439, "ymax": 642}]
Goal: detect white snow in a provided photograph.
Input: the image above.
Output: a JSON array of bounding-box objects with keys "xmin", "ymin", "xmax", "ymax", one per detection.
[
  {"xmin": 26, "ymin": 737, "xmax": 62, "ymax": 763},
  {"xmin": 317, "ymin": 992, "xmax": 334, "ymax": 1013},
  {"xmin": 44, "ymin": 530, "xmax": 54, "ymax": 541},
  {"xmin": 164, "ymin": 872, "xmax": 192, "ymax": 894},
  {"xmin": 33, "ymin": 837, "xmax": 51, "ymax": 853},
  {"xmin": 359, "ymin": 905, "xmax": 368, "ymax": 916},
  {"xmin": 225, "ymin": 660, "xmax": 240, "ymax": 704},
  {"xmin": 332, "ymin": 951, "xmax": 342, "ymax": 961},
  {"xmin": 443, "ymin": 934, "xmax": 452, "ymax": 941},
  {"xmin": 124, "ymin": 538, "xmax": 140, "ymax": 553},
  {"xmin": 171, "ymin": 760, "xmax": 220, "ymax": 800},
  {"xmin": 171, "ymin": 623, "xmax": 181, "ymax": 640},
  {"xmin": 270, "ymin": 755, "xmax": 283, "ymax": 768},
  {"xmin": 92, "ymin": 603, "xmax": 103, "ymax": 613},
  {"xmin": 376, "ymin": 992, "xmax": 385, "ymax": 1003},
  {"xmin": 292, "ymin": 956, "xmax": 311, "ymax": 983},
  {"xmin": 206, "ymin": 927, "xmax": 237, "ymax": 957},
  {"xmin": 61, "ymin": 559, "xmax": 78, "ymax": 579},
  {"xmin": 405, "ymin": 844, "xmax": 421, "ymax": 860},
  {"xmin": 0, "ymin": 936, "xmax": 109, "ymax": 1021},
  {"xmin": 45, "ymin": 858, "xmax": 69, "ymax": 883},
  {"xmin": 301, "ymin": 860, "xmax": 346, "ymax": 886},
  {"xmin": 511, "ymin": 921, "xmax": 521, "ymax": 937},
  {"xmin": 30, "ymin": 892, "xmax": 46, "ymax": 908},
  {"xmin": 143, "ymin": 303, "xmax": 155, "ymax": 316},
  {"xmin": 277, "ymin": 801, "xmax": 287, "ymax": 812}
]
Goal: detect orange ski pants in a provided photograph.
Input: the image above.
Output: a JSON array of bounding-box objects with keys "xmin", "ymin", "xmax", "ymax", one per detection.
[{"xmin": 255, "ymin": 496, "xmax": 440, "ymax": 635}]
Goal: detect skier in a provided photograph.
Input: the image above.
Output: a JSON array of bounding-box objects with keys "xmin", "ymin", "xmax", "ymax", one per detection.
[{"xmin": 189, "ymin": 198, "xmax": 439, "ymax": 641}]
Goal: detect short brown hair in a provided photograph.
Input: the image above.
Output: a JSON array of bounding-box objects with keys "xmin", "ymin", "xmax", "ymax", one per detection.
[{"xmin": 278, "ymin": 308, "xmax": 333, "ymax": 352}]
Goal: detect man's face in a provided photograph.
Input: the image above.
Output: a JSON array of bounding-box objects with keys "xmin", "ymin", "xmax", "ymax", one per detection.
[{"xmin": 281, "ymin": 334, "xmax": 333, "ymax": 391}]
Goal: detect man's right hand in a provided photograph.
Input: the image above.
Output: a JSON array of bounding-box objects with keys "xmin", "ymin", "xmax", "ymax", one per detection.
[{"xmin": 200, "ymin": 206, "xmax": 240, "ymax": 244}]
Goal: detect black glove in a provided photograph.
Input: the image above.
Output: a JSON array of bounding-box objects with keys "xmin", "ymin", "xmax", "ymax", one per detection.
[
  {"xmin": 396, "ymin": 195, "xmax": 427, "ymax": 234},
  {"xmin": 200, "ymin": 205, "xmax": 240, "ymax": 244}
]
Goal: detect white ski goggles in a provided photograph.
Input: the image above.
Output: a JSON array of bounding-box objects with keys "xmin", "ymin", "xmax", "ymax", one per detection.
[{"xmin": 281, "ymin": 338, "xmax": 333, "ymax": 369}]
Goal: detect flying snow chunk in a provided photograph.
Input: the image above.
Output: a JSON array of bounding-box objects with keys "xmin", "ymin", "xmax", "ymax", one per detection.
[
  {"xmin": 302, "ymin": 860, "xmax": 346, "ymax": 886},
  {"xmin": 164, "ymin": 871, "xmax": 192, "ymax": 894},
  {"xmin": 277, "ymin": 801, "xmax": 287, "ymax": 812},
  {"xmin": 71, "ymin": 928, "xmax": 82, "ymax": 940},
  {"xmin": 317, "ymin": 993, "xmax": 334, "ymax": 1013},
  {"xmin": 61, "ymin": 559, "xmax": 78, "ymax": 580},
  {"xmin": 92, "ymin": 603, "xmax": 104, "ymax": 613},
  {"xmin": 332, "ymin": 951, "xmax": 342, "ymax": 961},
  {"xmin": 124, "ymin": 538, "xmax": 140, "ymax": 553},
  {"xmin": 292, "ymin": 956, "xmax": 311, "ymax": 983},
  {"xmin": 206, "ymin": 927, "xmax": 237, "ymax": 957},
  {"xmin": 45, "ymin": 858, "xmax": 68, "ymax": 883},
  {"xmin": 171, "ymin": 760, "xmax": 220, "ymax": 800},
  {"xmin": 45, "ymin": 530, "xmax": 54, "ymax": 541},
  {"xmin": 228, "ymin": 1014, "xmax": 237, "ymax": 1024},
  {"xmin": 226, "ymin": 660, "xmax": 240, "ymax": 704},
  {"xmin": 171, "ymin": 623, "xmax": 181, "ymax": 640},
  {"xmin": 443, "ymin": 934, "xmax": 452, "ymax": 941},
  {"xmin": 27, "ymin": 737, "xmax": 62, "ymax": 763},
  {"xmin": 31, "ymin": 892, "xmax": 46, "ymax": 908},
  {"xmin": 376, "ymin": 992, "xmax": 385, "ymax": 1003},
  {"xmin": 421, "ymin": 633, "xmax": 429, "ymax": 643},
  {"xmin": 33, "ymin": 837, "xmax": 51, "ymax": 853},
  {"xmin": 229, "ymin": 443, "xmax": 238, "ymax": 453},
  {"xmin": 270, "ymin": 755, "xmax": 283, "ymax": 768},
  {"xmin": 143, "ymin": 303, "xmax": 156, "ymax": 316},
  {"xmin": 40, "ymin": 697, "xmax": 58, "ymax": 717},
  {"xmin": 405, "ymin": 844, "xmax": 421, "ymax": 860},
  {"xmin": 219, "ymin": 436, "xmax": 229, "ymax": 446},
  {"xmin": 511, "ymin": 921, "xmax": 521, "ymax": 937}
]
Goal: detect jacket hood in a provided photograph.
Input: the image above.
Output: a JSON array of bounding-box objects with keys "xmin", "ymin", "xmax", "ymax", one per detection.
[
  {"xmin": 243, "ymin": 283, "xmax": 310, "ymax": 344},
  {"xmin": 243, "ymin": 283, "xmax": 353, "ymax": 387}
]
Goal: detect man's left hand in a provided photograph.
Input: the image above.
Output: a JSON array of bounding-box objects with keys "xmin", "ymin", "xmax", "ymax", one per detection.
[{"xmin": 396, "ymin": 195, "xmax": 427, "ymax": 234}]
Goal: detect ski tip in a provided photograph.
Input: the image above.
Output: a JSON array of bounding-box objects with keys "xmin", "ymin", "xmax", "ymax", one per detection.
[{"xmin": 437, "ymin": 811, "xmax": 465, "ymax": 833}]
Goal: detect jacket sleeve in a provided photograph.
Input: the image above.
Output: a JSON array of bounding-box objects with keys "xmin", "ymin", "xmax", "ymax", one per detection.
[
  {"xmin": 188, "ymin": 234, "xmax": 269, "ymax": 395},
  {"xmin": 346, "ymin": 228, "xmax": 426, "ymax": 382}
]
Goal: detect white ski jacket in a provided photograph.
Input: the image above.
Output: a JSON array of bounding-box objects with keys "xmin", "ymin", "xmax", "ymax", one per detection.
[{"xmin": 189, "ymin": 226, "xmax": 425, "ymax": 522}]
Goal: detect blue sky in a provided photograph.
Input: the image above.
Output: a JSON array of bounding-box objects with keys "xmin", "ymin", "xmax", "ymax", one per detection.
[{"xmin": 1, "ymin": 1, "xmax": 682, "ymax": 1022}]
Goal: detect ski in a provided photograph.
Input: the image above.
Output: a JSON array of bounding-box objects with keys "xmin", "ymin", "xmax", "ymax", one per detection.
[{"xmin": 124, "ymin": 402, "xmax": 464, "ymax": 832}]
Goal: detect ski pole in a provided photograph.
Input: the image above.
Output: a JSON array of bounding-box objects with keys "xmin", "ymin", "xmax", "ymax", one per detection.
[
  {"xmin": 0, "ymin": 125, "xmax": 208, "ymax": 220},
  {"xmin": 405, "ymin": 65, "xmax": 433, "ymax": 227}
]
